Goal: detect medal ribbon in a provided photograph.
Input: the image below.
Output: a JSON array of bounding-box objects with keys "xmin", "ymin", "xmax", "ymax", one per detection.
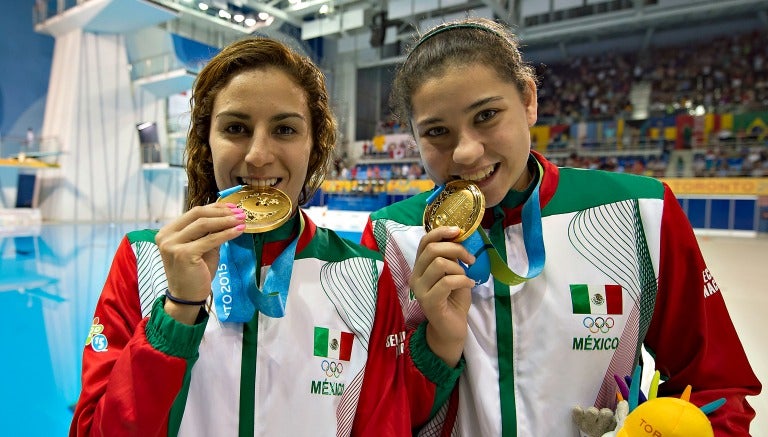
[
  {"xmin": 443, "ymin": 160, "xmax": 546, "ymax": 287},
  {"xmin": 212, "ymin": 213, "xmax": 303, "ymax": 322}
]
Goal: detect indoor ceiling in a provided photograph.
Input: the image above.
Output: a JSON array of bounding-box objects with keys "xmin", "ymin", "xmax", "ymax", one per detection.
[
  {"xmin": 38, "ymin": 0, "xmax": 768, "ymax": 59},
  {"xmin": 148, "ymin": 0, "xmax": 767, "ymax": 54}
]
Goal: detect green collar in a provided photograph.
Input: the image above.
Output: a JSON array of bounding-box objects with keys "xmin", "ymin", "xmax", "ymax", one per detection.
[
  {"xmin": 259, "ymin": 211, "xmax": 299, "ymax": 243},
  {"xmin": 499, "ymin": 155, "xmax": 539, "ymax": 209}
]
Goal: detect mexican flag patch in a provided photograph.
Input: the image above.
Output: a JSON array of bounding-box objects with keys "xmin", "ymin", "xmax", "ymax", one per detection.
[
  {"xmin": 570, "ymin": 284, "xmax": 623, "ymax": 314},
  {"xmin": 313, "ymin": 326, "xmax": 354, "ymax": 361}
]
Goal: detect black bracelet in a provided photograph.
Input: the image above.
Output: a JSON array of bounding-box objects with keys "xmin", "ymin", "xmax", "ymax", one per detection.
[{"xmin": 164, "ymin": 289, "xmax": 208, "ymax": 306}]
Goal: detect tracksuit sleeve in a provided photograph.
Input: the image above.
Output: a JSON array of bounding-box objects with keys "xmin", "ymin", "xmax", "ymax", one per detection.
[
  {"xmin": 644, "ymin": 185, "xmax": 761, "ymax": 436},
  {"xmin": 351, "ymin": 261, "xmax": 409, "ymax": 436},
  {"xmin": 359, "ymin": 217, "xmax": 380, "ymax": 252},
  {"xmin": 407, "ymin": 321, "xmax": 465, "ymax": 421},
  {"xmin": 69, "ymin": 236, "xmax": 207, "ymax": 437},
  {"xmin": 360, "ymin": 218, "xmax": 464, "ymax": 428}
]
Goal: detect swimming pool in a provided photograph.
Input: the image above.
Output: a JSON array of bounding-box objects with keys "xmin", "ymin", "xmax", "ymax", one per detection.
[{"xmin": 0, "ymin": 221, "xmax": 362, "ymax": 435}]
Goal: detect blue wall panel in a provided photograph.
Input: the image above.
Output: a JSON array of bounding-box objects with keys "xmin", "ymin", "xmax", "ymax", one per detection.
[
  {"xmin": 733, "ymin": 199, "xmax": 757, "ymax": 231},
  {"xmin": 686, "ymin": 198, "xmax": 707, "ymax": 229},
  {"xmin": 709, "ymin": 199, "xmax": 731, "ymax": 230}
]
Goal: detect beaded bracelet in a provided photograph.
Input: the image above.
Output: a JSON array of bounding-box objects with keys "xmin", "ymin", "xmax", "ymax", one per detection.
[{"xmin": 165, "ymin": 289, "xmax": 208, "ymax": 306}]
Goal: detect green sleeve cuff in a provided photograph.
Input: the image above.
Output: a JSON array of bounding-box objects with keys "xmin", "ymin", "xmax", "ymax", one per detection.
[
  {"xmin": 145, "ymin": 296, "xmax": 208, "ymax": 359},
  {"xmin": 410, "ymin": 321, "xmax": 465, "ymax": 417}
]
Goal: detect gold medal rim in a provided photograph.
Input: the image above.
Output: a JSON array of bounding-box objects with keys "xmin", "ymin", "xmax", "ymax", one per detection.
[
  {"xmin": 423, "ymin": 180, "xmax": 485, "ymax": 242},
  {"xmin": 217, "ymin": 186, "xmax": 293, "ymax": 233}
]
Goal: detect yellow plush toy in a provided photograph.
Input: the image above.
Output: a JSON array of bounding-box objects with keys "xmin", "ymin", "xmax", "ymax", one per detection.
[
  {"xmin": 616, "ymin": 396, "xmax": 714, "ymax": 437},
  {"xmin": 573, "ymin": 365, "xmax": 725, "ymax": 437}
]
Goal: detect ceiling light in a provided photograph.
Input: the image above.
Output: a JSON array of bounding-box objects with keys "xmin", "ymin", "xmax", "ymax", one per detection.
[
  {"xmin": 244, "ymin": 17, "xmax": 256, "ymax": 26},
  {"xmin": 234, "ymin": 14, "xmax": 245, "ymax": 23},
  {"xmin": 319, "ymin": 4, "xmax": 329, "ymax": 14},
  {"xmin": 258, "ymin": 12, "xmax": 269, "ymax": 20},
  {"xmin": 198, "ymin": 2, "xmax": 208, "ymax": 11},
  {"xmin": 218, "ymin": 9, "xmax": 231, "ymax": 19}
]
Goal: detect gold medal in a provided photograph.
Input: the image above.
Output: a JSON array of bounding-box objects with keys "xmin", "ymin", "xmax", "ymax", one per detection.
[
  {"xmin": 423, "ymin": 180, "xmax": 485, "ymax": 242},
  {"xmin": 218, "ymin": 186, "xmax": 293, "ymax": 233}
]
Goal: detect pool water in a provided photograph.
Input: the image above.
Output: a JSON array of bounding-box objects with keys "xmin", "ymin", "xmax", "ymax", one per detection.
[{"xmin": 0, "ymin": 222, "xmax": 362, "ymax": 435}]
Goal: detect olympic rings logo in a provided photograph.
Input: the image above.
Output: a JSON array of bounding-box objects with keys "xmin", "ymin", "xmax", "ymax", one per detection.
[
  {"xmin": 321, "ymin": 360, "xmax": 344, "ymax": 378},
  {"xmin": 583, "ymin": 316, "xmax": 614, "ymax": 334}
]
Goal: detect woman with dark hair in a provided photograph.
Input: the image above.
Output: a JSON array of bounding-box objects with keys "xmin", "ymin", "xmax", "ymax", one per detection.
[
  {"xmin": 70, "ymin": 37, "xmax": 457, "ymax": 436},
  {"xmin": 361, "ymin": 17, "xmax": 760, "ymax": 436}
]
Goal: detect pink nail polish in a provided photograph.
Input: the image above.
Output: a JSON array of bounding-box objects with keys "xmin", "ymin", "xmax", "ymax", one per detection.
[
  {"xmin": 234, "ymin": 213, "xmax": 246, "ymax": 220},
  {"xmin": 235, "ymin": 224, "xmax": 246, "ymax": 231},
  {"xmin": 225, "ymin": 203, "xmax": 237, "ymax": 208},
  {"xmin": 230, "ymin": 207, "xmax": 244, "ymax": 214}
]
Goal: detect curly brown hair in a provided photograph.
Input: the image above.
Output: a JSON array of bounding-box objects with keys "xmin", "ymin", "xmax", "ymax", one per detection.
[
  {"xmin": 185, "ymin": 37, "xmax": 337, "ymax": 209},
  {"xmin": 390, "ymin": 18, "xmax": 537, "ymax": 130}
]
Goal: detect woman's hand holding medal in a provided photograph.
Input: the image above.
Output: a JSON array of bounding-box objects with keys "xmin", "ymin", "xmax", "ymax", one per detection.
[
  {"xmin": 412, "ymin": 180, "xmax": 486, "ymax": 367},
  {"xmin": 155, "ymin": 202, "xmax": 246, "ymax": 324},
  {"xmin": 410, "ymin": 225, "xmax": 475, "ymax": 367}
]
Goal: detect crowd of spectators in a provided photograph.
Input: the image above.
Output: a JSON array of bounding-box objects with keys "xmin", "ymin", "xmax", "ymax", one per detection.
[
  {"xmin": 332, "ymin": 160, "xmax": 426, "ymax": 182},
  {"xmin": 545, "ymin": 143, "xmax": 768, "ymax": 179},
  {"xmin": 692, "ymin": 144, "xmax": 768, "ymax": 177},
  {"xmin": 355, "ymin": 29, "xmax": 768, "ymax": 181},
  {"xmin": 547, "ymin": 153, "xmax": 670, "ymax": 178},
  {"xmin": 536, "ymin": 53, "xmax": 636, "ymax": 123},
  {"xmin": 535, "ymin": 29, "xmax": 768, "ymax": 123},
  {"xmin": 639, "ymin": 30, "xmax": 768, "ymax": 116}
]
